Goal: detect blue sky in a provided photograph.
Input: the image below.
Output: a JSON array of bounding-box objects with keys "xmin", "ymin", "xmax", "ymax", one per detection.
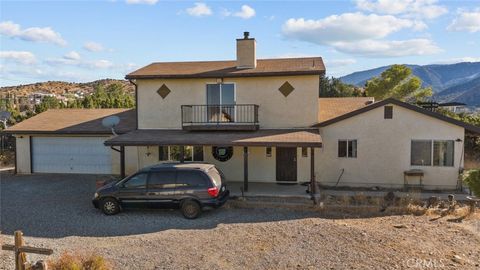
[{"xmin": 0, "ymin": 0, "xmax": 479, "ymax": 86}]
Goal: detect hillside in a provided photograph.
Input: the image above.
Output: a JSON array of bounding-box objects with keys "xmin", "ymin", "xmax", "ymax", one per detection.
[
  {"xmin": 435, "ymin": 76, "xmax": 480, "ymax": 106},
  {"xmin": 0, "ymin": 79, "xmax": 134, "ymax": 97},
  {"xmin": 340, "ymin": 62, "xmax": 480, "ymax": 106}
]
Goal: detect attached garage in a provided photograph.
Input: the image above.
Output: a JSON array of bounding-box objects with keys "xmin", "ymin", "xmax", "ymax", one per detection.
[
  {"xmin": 31, "ymin": 137, "xmax": 112, "ymax": 174},
  {"xmin": 5, "ymin": 108, "xmax": 136, "ymax": 175}
]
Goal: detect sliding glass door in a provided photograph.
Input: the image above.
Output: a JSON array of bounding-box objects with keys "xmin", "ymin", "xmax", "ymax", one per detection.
[{"xmin": 206, "ymin": 83, "xmax": 235, "ymax": 123}]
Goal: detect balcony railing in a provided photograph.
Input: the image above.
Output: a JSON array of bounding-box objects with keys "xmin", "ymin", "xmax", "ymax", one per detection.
[{"xmin": 181, "ymin": 104, "xmax": 259, "ymax": 131}]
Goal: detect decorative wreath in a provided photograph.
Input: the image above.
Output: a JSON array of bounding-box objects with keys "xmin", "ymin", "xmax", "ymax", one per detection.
[{"xmin": 212, "ymin": 146, "xmax": 234, "ymax": 162}]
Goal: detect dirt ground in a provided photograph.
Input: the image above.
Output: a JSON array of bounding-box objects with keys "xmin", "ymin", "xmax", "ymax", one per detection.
[
  {"xmin": 1, "ymin": 210, "xmax": 479, "ymax": 270},
  {"xmin": 1, "ymin": 173, "xmax": 479, "ymax": 269}
]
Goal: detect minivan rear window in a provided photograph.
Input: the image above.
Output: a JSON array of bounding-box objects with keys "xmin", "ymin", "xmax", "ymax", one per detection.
[{"xmin": 207, "ymin": 167, "xmax": 222, "ymax": 187}]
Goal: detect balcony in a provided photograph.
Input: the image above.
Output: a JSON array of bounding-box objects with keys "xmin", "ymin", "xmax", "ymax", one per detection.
[{"xmin": 181, "ymin": 104, "xmax": 259, "ymax": 131}]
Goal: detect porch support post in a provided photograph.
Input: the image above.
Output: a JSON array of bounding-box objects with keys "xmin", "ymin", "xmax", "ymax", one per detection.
[
  {"xmin": 180, "ymin": 146, "xmax": 185, "ymax": 163},
  {"xmin": 243, "ymin": 146, "xmax": 248, "ymax": 192},
  {"xmin": 120, "ymin": 146, "xmax": 125, "ymax": 179},
  {"xmin": 310, "ymin": 147, "xmax": 318, "ymax": 204}
]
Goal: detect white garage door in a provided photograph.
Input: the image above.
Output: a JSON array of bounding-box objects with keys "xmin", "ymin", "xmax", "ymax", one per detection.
[{"xmin": 32, "ymin": 137, "xmax": 112, "ymax": 174}]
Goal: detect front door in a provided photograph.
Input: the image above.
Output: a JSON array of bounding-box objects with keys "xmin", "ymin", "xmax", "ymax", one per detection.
[
  {"xmin": 207, "ymin": 83, "xmax": 235, "ymax": 122},
  {"xmin": 276, "ymin": 147, "xmax": 297, "ymax": 182}
]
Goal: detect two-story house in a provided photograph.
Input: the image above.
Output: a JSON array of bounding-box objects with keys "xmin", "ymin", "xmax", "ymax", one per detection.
[{"xmin": 7, "ymin": 32, "xmax": 480, "ymax": 192}]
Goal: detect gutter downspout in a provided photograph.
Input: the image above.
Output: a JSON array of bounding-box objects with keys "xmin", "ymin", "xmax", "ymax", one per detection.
[{"xmin": 128, "ymin": 79, "xmax": 138, "ymax": 130}]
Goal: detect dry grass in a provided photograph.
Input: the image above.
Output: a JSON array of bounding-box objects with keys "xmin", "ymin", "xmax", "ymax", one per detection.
[{"xmin": 47, "ymin": 252, "xmax": 112, "ymax": 270}]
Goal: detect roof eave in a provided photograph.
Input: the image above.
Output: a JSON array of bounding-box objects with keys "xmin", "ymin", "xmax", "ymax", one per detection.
[
  {"xmin": 125, "ymin": 70, "xmax": 325, "ymax": 80},
  {"xmin": 2, "ymin": 130, "xmax": 130, "ymax": 135}
]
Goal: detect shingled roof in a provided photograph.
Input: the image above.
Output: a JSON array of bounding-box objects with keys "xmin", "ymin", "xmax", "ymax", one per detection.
[
  {"xmin": 105, "ymin": 129, "xmax": 322, "ymax": 147},
  {"xmin": 318, "ymin": 97, "xmax": 375, "ymax": 123},
  {"xmin": 314, "ymin": 98, "xmax": 480, "ymax": 134},
  {"xmin": 126, "ymin": 57, "xmax": 325, "ymax": 79},
  {"xmin": 4, "ymin": 109, "xmax": 136, "ymax": 135}
]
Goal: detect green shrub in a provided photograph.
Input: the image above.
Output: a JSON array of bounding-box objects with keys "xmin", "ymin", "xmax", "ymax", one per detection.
[{"xmin": 463, "ymin": 170, "xmax": 480, "ymax": 196}]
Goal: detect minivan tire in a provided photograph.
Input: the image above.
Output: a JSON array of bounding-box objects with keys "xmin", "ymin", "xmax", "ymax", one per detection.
[
  {"xmin": 181, "ymin": 199, "xmax": 201, "ymax": 219},
  {"xmin": 101, "ymin": 197, "xmax": 120, "ymax": 215}
]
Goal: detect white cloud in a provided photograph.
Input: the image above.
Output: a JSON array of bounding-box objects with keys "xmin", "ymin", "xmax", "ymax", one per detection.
[
  {"xmin": 83, "ymin": 41, "xmax": 105, "ymax": 52},
  {"xmin": 0, "ymin": 21, "xmax": 66, "ymax": 46},
  {"xmin": 234, "ymin": 5, "xmax": 255, "ymax": 19},
  {"xmin": 0, "ymin": 51, "xmax": 36, "ymax": 64},
  {"xmin": 45, "ymin": 56, "xmax": 114, "ymax": 70},
  {"xmin": 432, "ymin": 57, "xmax": 480, "ymax": 64},
  {"xmin": 355, "ymin": 0, "xmax": 448, "ymax": 19},
  {"xmin": 89, "ymin": 60, "xmax": 114, "ymax": 69},
  {"xmin": 223, "ymin": 5, "xmax": 256, "ymax": 19},
  {"xmin": 282, "ymin": 13, "xmax": 423, "ymax": 44},
  {"xmin": 186, "ymin": 3, "xmax": 212, "ymax": 17},
  {"xmin": 282, "ymin": 12, "xmax": 440, "ymax": 57},
  {"xmin": 333, "ymin": 39, "xmax": 442, "ymax": 57},
  {"xmin": 325, "ymin": 59, "xmax": 357, "ymax": 67},
  {"xmin": 125, "ymin": 0, "xmax": 158, "ymax": 4},
  {"xmin": 447, "ymin": 9, "xmax": 480, "ymax": 33},
  {"xmin": 63, "ymin": 51, "xmax": 81, "ymax": 61}
]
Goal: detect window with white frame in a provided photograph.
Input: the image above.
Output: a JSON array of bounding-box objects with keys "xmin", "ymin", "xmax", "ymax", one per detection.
[
  {"xmin": 159, "ymin": 146, "xmax": 204, "ymax": 162},
  {"xmin": 338, "ymin": 140, "xmax": 357, "ymax": 158},
  {"xmin": 266, "ymin": 147, "xmax": 272, "ymax": 157},
  {"xmin": 411, "ymin": 140, "xmax": 454, "ymax": 167}
]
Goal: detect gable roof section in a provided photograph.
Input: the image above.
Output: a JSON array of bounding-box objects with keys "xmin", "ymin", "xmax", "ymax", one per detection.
[
  {"xmin": 126, "ymin": 57, "xmax": 325, "ymax": 79},
  {"xmin": 4, "ymin": 109, "xmax": 136, "ymax": 135},
  {"xmin": 318, "ymin": 97, "xmax": 375, "ymax": 123},
  {"xmin": 313, "ymin": 98, "xmax": 480, "ymax": 133}
]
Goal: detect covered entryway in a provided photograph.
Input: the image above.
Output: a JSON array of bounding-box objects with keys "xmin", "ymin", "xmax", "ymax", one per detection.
[
  {"xmin": 104, "ymin": 128, "xmax": 322, "ymax": 192},
  {"xmin": 31, "ymin": 137, "xmax": 112, "ymax": 174},
  {"xmin": 276, "ymin": 147, "xmax": 297, "ymax": 182}
]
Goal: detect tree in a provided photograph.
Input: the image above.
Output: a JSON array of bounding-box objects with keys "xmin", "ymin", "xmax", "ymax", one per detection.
[
  {"xmin": 365, "ymin": 65, "xmax": 432, "ymax": 102},
  {"xmin": 35, "ymin": 96, "xmax": 61, "ymax": 114},
  {"xmin": 319, "ymin": 76, "xmax": 364, "ymax": 97}
]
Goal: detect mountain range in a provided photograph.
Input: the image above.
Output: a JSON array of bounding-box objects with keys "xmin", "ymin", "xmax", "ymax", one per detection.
[{"xmin": 340, "ymin": 62, "xmax": 480, "ymax": 106}]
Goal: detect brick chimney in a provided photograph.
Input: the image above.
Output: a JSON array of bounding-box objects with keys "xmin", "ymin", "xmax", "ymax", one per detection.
[{"xmin": 236, "ymin": 32, "xmax": 256, "ymax": 69}]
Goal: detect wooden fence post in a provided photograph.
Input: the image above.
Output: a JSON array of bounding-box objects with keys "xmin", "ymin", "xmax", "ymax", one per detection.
[{"xmin": 15, "ymin": 231, "xmax": 27, "ymax": 270}]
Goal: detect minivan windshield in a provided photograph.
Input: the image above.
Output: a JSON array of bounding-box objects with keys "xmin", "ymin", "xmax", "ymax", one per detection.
[{"xmin": 207, "ymin": 167, "xmax": 223, "ymax": 187}]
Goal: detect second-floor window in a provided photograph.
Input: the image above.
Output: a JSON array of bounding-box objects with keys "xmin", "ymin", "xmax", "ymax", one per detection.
[{"xmin": 207, "ymin": 83, "xmax": 235, "ymax": 122}]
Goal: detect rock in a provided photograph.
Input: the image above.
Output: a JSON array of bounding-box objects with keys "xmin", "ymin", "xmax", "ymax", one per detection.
[
  {"xmin": 452, "ymin": 255, "xmax": 464, "ymax": 264},
  {"xmin": 393, "ymin": 224, "xmax": 407, "ymax": 229}
]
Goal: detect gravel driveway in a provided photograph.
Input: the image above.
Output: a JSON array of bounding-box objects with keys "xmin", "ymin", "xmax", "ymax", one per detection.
[{"xmin": 1, "ymin": 173, "xmax": 479, "ymax": 269}]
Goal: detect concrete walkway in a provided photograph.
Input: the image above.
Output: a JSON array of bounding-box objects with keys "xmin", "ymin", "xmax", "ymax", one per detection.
[{"xmin": 227, "ymin": 181, "xmax": 472, "ymax": 201}]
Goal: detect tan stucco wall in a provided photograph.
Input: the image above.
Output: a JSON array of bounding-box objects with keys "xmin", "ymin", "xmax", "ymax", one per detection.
[
  {"xmin": 316, "ymin": 104, "xmax": 465, "ymax": 190},
  {"xmin": 134, "ymin": 145, "xmax": 311, "ymax": 183},
  {"xmin": 136, "ymin": 75, "xmax": 319, "ymax": 129},
  {"xmin": 112, "ymin": 146, "xmax": 139, "ymax": 175},
  {"xmin": 15, "ymin": 135, "xmax": 31, "ymax": 174}
]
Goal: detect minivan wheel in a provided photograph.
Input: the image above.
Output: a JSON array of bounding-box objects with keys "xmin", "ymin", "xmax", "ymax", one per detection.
[
  {"xmin": 181, "ymin": 199, "xmax": 201, "ymax": 219},
  {"xmin": 101, "ymin": 198, "xmax": 120, "ymax": 215}
]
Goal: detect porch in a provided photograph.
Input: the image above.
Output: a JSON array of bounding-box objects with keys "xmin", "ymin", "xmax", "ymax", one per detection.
[{"xmin": 104, "ymin": 128, "xmax": 322, "ymax": 196}]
